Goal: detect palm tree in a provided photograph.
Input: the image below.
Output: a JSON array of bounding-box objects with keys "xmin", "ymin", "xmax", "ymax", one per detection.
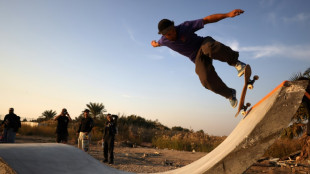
[
  {"xmin": 86, "ymin": 102, "xmax": 107, "ymax": 119},
  {"xmin": 41, "ymin": 110, "xmax": 57, "ymax": 121},
  {"xmin": 289, "ymin": 67, "xmax": 310, "ymax": 81}
]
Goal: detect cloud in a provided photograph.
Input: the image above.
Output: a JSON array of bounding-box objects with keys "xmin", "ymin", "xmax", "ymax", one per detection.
[
  {"xmin": 240, "ymin": 44, "xmax": 310, "ymax": 60},
  {"xmin": 125, "ymin": 25, "xmax": 144, "ymax": 46},
  {"xmin": 147, "ymin": 54, "xmax": 164, "ymax": 60},
  {"xmin": 266, "ymin": 13, "xmax": 277, "ymax": 26},
  {"xmin": 283, "ymin": 13, "xmax": 310, "ymax": 23},
  {"xmin": 259, "ymin": 0, "xmax": 276, "ymax": 8},
  {"xmin": 227, "ymin": 40, "xmax": 240, "ymax": 51}
]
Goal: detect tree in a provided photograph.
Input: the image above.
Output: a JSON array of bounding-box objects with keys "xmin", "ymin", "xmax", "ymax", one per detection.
[
  {"xmin": 289, "ymin": 67, "xmax": 310, "ymax": 81},
  {"xmin": 38, "ymin": 110, "xmax": 57, "ymax": 121},
  {"xmin": 86, "ymin": 102, "xmax": 107, "ymax": 119}
]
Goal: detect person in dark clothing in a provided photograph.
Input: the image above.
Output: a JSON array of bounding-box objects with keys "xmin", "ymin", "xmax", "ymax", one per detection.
[
  {"xmin": 54, "ymin": 108, "xmax": 72, "ymax": 143},
  {"xmin": 151, "ymin": 9, "xmax": 247, "ymax": 108},
  {"xmin": 103, "ymin": 114, "xmax": 118, "ymax": 164},
  {"xmin": 77, "ymin": 109, "xmax": 94, "ymax": 152},
  {"xmin": 1, "ymin": 108, "xmax": 21, "ymax": 143}
]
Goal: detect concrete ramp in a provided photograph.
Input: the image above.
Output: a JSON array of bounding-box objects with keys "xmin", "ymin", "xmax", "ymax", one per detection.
[
  {"xmin": 0, "ymin": 80, "xmax": 308, "ymax": 174},
  {"xmin": 0, "ymin": 143, "xmax": 132, "ymax": 174},
  {"xmin": 161, "ymin": 80, "xmax": 308, "ymax": 174}
]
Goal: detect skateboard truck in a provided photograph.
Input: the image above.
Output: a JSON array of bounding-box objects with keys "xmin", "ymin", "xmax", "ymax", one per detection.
[
  {"xmin": 241, "ymin": 103, "xmax": 251, "ymax": 116},
  {"xmin": 248, "ymin": 75, "xmax": 259, "ymax": 90}
]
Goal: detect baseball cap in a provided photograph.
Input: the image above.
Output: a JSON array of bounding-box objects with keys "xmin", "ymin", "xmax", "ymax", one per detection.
[{"xmin": 158, "ymin": 19, "xmax": 174, "ymax": 34}]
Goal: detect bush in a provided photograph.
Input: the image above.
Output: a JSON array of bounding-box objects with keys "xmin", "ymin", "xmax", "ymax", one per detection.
[{"xmin": 264, "ymin": 138, "xmax": 302, "ymax": 158}]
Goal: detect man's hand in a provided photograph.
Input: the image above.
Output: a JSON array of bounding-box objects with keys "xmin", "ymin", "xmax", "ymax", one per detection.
[
  {"xmin": 151, "ymin": 40, "xmax": 160, "ymax": 47},
  {"xmin": 227, "ymin": 9, "xmax": 244, "ymax": 18}
]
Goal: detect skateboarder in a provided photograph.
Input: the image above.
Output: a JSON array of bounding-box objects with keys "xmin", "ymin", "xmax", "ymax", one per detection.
[
  {"xmin": 54, "ymin": 108, "xmax": 72, "ymax": 144},
  {"xmin": 151, "ymin": 9, "xmax": 247, "ymax": 107}
]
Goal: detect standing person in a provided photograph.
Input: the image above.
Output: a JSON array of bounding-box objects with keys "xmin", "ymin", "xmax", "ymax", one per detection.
[
  {"xmin": 151, "ymin": 9, "xmax": 247, "ymax": 108},
  {"xmin": 54, "ymin": 108, "xmax": 72, "ymax": 144},
  {"xmin": 77, "ymin": 109, "xmax": 94, "ymax": 152},
  {"xmin": 1, "ymin": 108, "xmax": 21, "ymax": 143},
  {"xmin": 103, "ymin": 114, "xmax": 118, "ymax": 164}
]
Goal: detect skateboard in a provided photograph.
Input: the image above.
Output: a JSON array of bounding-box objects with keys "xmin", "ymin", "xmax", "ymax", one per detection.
[
  {"xmin": 235, "ymin": 65, "xmax": 259, "ymax": 117},
  {"xmin": 82, "ymin": 134, "xmax": 89, "ymax": 152}
]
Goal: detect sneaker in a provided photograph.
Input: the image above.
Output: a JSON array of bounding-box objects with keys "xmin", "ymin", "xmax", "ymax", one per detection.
[
  {"xmin": 235, "ymin": 61, "xmax": 246, "ymax": 77},
  {"xmin": 229, "ymin": 88, "xmax": 238, "ymax": 108}
]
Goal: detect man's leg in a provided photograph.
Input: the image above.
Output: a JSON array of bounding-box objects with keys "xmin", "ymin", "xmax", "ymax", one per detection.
[
  {"xmin": 109, "ymin": 136, "xmax": 115, "ymax": 164},
  {"xmin": 195, "ymin": 54, "xmax": 232, "ymax": 99},
  {"xmin": 200, "ymin": 36, "xmax": 239, "ymax": 66},
  {"xmin": 78, "ymin": 132, "xmax": 82, "ymax": 149},
  {"xmin": 56, "ymin": 134, "xmax": 61, "ymax": 143},
  {"xmin": 7, "ymin": 128, "xmax": 16, "ymax": 143},
  {"xmin": 103, "ymin": 139, "xmax": 109, "ymax": 162},
  {"xmin": 200, "ymin": 36, "xmax": 246, "ymax": 77},
  {"xmin": 3, "ymin": 128, "xmax": 8, "ymax": 143}
]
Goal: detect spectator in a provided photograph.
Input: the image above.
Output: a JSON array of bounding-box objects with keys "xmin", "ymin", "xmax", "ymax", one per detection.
[
  {"xmin": 77, "ymin": 109, "xmax": 94, "ymax": 152},
  {"xmin": 1, "ymin": 108, "xmax": 21, "ymax": 143},
  {"xmin": 54, "ymin": 108, "xmax": 72, "ymax": 144},
  {"xmin": 103, "ymin": 114, "xmax": 118, "ymax": 164}
]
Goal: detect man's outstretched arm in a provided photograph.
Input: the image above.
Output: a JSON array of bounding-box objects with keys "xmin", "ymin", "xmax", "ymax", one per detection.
[{"xmin": 203, "ymin": 9, "xmax": 244, "ymax": 24}]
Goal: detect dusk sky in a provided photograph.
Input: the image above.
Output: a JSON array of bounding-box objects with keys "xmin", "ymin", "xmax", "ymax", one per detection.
[{"xmin": 1, "ymin": 0, "xmax": 309, "ymax": 135}]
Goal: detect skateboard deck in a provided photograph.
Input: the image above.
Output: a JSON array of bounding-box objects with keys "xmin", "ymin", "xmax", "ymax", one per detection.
[{"xmin": 235, "ymin": 65, "xmax": 258, "ymax": 117}]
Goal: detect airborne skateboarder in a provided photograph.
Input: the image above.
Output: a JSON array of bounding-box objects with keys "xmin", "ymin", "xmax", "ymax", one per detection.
[{"xmin": 151, "ymin": 9, "xmax": 247, "ymax": 108}]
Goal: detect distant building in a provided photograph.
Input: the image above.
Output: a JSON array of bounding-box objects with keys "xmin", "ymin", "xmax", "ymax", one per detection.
[{"xmin": 21, "ymin": 122, "xmax": 39, "ymax": 127}]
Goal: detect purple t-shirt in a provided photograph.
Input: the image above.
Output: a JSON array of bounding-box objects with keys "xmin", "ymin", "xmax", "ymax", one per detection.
[{"xmin": 158, "ymin": 19, "xmax": 205, "ymax": 63}]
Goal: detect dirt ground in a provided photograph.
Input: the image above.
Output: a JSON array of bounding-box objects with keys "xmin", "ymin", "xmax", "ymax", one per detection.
[{"xmin": 0, "ymin": 135, "xmax": 309, "ymax": 174}]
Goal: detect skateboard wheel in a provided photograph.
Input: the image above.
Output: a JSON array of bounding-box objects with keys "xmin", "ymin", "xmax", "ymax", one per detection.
[
  {"xmin": 246, "ymin": 103, "xmax": 251, "ymax": 107},
  {"xmin": 248, "ymin": 84, "xmax": 253, "ymax": 90},
  {"xmin": 241, "ymin": 110, "xmax": 246, "ymax": 116},
  {"xmin": 254, "ymin": 75, "xmax": 259, "ymax": 80}
]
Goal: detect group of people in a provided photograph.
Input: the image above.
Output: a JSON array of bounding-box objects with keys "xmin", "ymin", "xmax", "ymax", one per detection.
[
  {"xmin": 0, "ymin": 107, "xmax": 117, "ymax": 165},
  {"xmin": 54, "ymin": 108, "xmax": 117, "ymax": 164}
]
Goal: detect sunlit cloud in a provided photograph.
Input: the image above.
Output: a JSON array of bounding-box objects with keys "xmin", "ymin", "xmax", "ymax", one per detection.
[
  {"xmin": 227, "ymin": 40, "xmax": 240, "ymax": 51},
  {"xmin": 240, "ymin": 44, "xmax": 310, "ymax": 60},
  {"xmin": 283, "ymin": 13, "xmax": 310, "ymax": 23}
]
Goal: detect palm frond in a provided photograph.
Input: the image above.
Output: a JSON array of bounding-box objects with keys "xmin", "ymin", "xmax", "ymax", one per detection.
[
  {"xmin": 289, "ymin": 72, "xmax": 303, "ymax": 81},
  {"xmin": 303, "ymin": 67, "xmax": 310, "ymax": 78}
]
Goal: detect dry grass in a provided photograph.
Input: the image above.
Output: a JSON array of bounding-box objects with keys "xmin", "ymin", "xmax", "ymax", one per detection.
[{"xmin": 264, "ymin": 138, "xmax": 302, "ymax": 159}]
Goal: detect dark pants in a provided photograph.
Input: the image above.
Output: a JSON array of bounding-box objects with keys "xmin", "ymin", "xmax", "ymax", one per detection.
[
  {"xmin": 3, "ymin": 128, "xmax": 16, "ymax": 143},
  {"xmin": 104, "ymin": 136, "xmax": 115, "ymax": 162},
  {"xmin": 195, "ymin": 36, "xmax": 239, "ymax": 99},
  {"xmin": 56, "ymin": 132, "xmax": 68, "ymax": 143}
]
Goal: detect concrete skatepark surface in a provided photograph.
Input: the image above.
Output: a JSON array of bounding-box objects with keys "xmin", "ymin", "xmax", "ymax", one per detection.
[{"xmin": 0, "ymin": 80, "xmax": 308, "ymax": 174}]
